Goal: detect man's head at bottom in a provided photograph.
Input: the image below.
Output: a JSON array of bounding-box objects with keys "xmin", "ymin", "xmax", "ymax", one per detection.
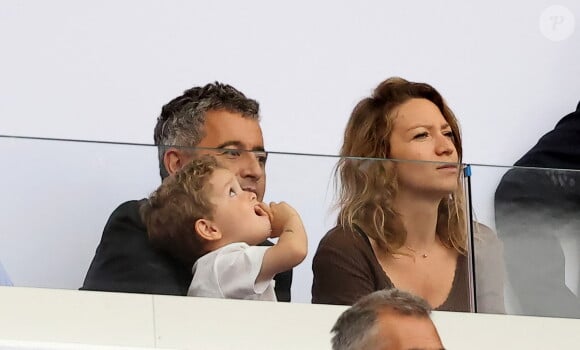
[{"xmin": 331, "ymin": 289, "xmax": 444, "ymax": 350}]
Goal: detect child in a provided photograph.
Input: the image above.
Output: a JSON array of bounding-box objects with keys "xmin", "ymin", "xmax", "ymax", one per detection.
[{"xmin": 140, "ymin": 155, "xmax": 307, "ymax": 301}]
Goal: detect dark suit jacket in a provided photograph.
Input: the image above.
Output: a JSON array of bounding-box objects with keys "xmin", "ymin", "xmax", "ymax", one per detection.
[
  {"xmin": 495, "ymin": 101, "xmax": 580, "ymax": 224},
  {"xmin": 82, "ymin": 200, "xmax": 293, "ymax": 301}
]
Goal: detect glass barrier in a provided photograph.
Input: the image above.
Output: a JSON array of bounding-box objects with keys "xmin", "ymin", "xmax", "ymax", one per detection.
[
  {"xmin": 470, "ymin": 164, "xmax": 580, "ymax": 318},
  {"xmin": 1, "ymin": 135, "xmax": 579, "ymax": 319}
]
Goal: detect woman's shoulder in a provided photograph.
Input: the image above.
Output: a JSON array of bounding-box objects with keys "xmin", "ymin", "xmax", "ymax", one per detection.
[
  {"xmin": 473, "ymin": 222, "xmax": 503, "ymax": 247},
  {"xmin": 318, "ymin": 225, "xmax": 370, "ymax": 251},
  {"xmin": 472, "ymin": 222, "xmax": 507, "ymax": 313},
  {"xmin": 314, "ymin": 225, "xmax": 378, "ymax": 268}
]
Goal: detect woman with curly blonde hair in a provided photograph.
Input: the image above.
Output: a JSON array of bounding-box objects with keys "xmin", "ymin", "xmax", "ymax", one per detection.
[{"xmin": 312, "ymin": 77, "xmax": 495, "ymax": 311}]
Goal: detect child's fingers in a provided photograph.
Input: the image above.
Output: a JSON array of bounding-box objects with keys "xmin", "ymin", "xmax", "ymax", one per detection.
[
  {"xmin": 269, "ymin": 202, "xmax": 280, "ymax": 217},
  {"xmin": 269, "ymin": 201, "xmax": 289, "ymax": 211},
  {"xmin": 257, "ymin": 202, "xmax": 274, "ymax": 222}
]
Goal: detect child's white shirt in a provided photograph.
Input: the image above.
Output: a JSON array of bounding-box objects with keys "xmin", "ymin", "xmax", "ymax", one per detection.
[{"xmin": 187, "ymin": 242, "xmax": 277, "ymax": 301}]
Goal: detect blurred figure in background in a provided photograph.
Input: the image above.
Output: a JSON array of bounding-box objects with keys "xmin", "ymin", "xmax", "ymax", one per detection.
[{"xmin": 495, "ymin": 101, "xmax": 580, "ymax": 317}]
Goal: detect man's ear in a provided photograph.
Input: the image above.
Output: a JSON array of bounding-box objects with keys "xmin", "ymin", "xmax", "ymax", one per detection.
[
  {"xmin": 163, "ymin": 148, "xmax": 191, "ymax": 176},
  {"xmin": 195, "ymin": 219, "xmax": 222, "ymax": 241}
]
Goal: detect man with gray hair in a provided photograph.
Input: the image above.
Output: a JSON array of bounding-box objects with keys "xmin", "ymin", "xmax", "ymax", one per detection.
[
  {"xmin": 82, "ymin": 82, "xmax": 292, "ymax": 300},
  {"xmin": 331, "ymin": 289, "xmax": 444, "ymax": 350}
]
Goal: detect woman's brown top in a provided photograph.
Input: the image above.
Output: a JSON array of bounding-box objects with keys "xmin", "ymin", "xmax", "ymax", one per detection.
[{"xmin": 311, "ymin": 225, "xmax": 471, "ymax": 311}]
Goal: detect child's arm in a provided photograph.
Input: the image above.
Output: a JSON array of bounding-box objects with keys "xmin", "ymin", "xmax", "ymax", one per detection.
[{"xmin": 256, "ymin": 202, "xmax": 307, "ymax": 283}]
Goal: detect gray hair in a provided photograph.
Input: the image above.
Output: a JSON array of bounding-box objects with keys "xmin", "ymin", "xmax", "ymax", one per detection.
[
  {"xmin": 153, "ymin": 82, "xmax": 260, "ymax": 179},
  {"xmin": 331, "ymin": 289, "xmax": 432, "ymax": 350}
]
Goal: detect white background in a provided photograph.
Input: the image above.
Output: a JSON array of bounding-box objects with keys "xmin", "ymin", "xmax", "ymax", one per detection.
[{"xmin": 0, "ymin": 1, "xmax": 579, "ymax": 305}]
